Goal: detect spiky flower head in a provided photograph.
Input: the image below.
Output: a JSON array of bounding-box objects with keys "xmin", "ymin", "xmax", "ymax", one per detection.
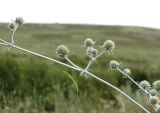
[
  {"xmin": 139, "ymin": 80, "xmax": 151, "ymax": 90},
  {"xmin": 123, "ymin": 68, "xmax": 131, "ymax": 75},
  {"xmin": 109, "ymin": 60, "xmax": 119, "ymax": 70},
  {"xmin": 92, "ymin": 48, "xmax": 98, "ymax": 57},
  {"xmin": 102, "ymin": 40, "xmax": 115, "ymax": 51},
  {"xmin": 153, "ymin": 80, "xmax": 160, "ymax": 91},
  {"xmin": 149, "ymin": 89, "xmax": 158, "ymax": 96},
  {"xmin": 84, "ymin": 38, "xmax": 95, "ymax": 47},
  {"xmin": 15, "ymin": 17, "xmax": 24, "ymax": 25},
  {"xmin": 149, "ymin": 96, "xmax": 159, "ymax": 105},
  {"xmin": 86, "ymin": 47, "xmax": 98, "ymax": 59},
  {"xmin": 8, "ymin": 22, "xmax": 16, "ymax": 32},
  {"xmin": 56, "ymin": 45, "xmax": 70, "ymax": 58}
]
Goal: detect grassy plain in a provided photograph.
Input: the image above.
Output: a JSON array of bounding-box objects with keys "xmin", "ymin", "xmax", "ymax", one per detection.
[{"xmin": 0, "ymin": 23, "xmax": 160, "ymax": 113}]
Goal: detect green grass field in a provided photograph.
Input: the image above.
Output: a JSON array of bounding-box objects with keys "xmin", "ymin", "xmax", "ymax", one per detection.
[{"xmin": 0, "ymin": 23, "xmax": 160, "ymax": 113}]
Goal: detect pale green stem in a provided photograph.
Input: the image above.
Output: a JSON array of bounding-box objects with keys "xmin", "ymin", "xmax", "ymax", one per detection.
[
  {"xmin": 65, "ymin": 55, "xmax": 82, "ymax": 70},
  {"xmin": 117, "ymin": 67, "xmax": 150, "ymax": 96},
  {"xmin": 85, "ymin": 71, "xmax": 150, "ymax": 113},
  {"xmin": 85, "ymin": 50, "xmax": 106, "ymax": 70},
  {"xmin": 0, "ymin": 38, "xmax": 81, "ymax": 72},
  {"xmin": 11, "ymin": 24, "xmax": 18, "ymax": 45}
]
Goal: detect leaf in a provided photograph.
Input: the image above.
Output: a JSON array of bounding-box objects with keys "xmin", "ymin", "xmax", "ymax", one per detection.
[{"xmin": 63, "ymin": 71, "xmax": 79, "ymax": 94}]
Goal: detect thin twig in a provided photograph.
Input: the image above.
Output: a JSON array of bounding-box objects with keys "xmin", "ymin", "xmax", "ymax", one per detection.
[
  {"xmin": 117, "ymin": 67, "xmax": 149, "ymax": 95},
  {"xmin": 85, "ymin": 50, "xmax": 106, "ymax": 70},
  {"xmin": 11, "ymin": 24, "xmax": 18, "ymax": 44},
  {"xmin": 65, "ymin": 55, "xmax": 81, "ymax": 70},
  {"xmin": 85, "ymin": 71, "xmax": 150, "ymax": 113}
]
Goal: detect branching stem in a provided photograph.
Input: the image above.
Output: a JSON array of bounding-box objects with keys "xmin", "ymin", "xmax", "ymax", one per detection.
[
  {"xmin": 65, "ymin": 55, "xmax": 81, "ymax": 70},
  {"xmin": 85, "ymin": 50, "xmax": 106, "ymax": 70},
  {"xmin": 117, "ymin": 67, "xmax": 150, "ymax": 96},
  {"xmin": 0, "ymin": 38, "xmax": 150, "ymax": 113}
]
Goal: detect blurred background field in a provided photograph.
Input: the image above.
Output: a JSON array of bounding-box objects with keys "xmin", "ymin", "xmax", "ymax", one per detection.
[{"xmin": 0, "ymin": 23, "xmax": 160, "ymax": 113}]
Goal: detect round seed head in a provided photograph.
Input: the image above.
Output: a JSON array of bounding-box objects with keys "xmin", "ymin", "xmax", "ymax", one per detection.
[
  {"xmin": 103, "ymin": 40, "xmax": 115, "ymax": 51},
  {"xmin": 123, "ymin": 68, "xmax": 131, "ymax": 75},
  {"xmin": 56, "ymin": 45, "xmax": 70, "ymax": 58},
  {"xmin": 149, "ymin": 89, "xmax": 158, "ymax": 96},
  {"xmin": 153, "ymin": 80, "xmax": 160, "ymax": 91},
  {"xmin": 8, "ymin": 22, "xmax": 16, "ymax": 32},
  {"xmin": 86, "ymin": 47, "xmax": 98, "ymax": 59},
  {"xmin": 92, "ymin": 49, "xmax": 98, "ymax": 57},
  {"xmin": 84, "ymin": 38, "xmax": 94, "ymax": 47},
  {"xmin": 149, "ymin": 96, "xmax": 159, "ymax": 105},
  {"xmin": 109, "ymin": 60, "xmax": 119, "ymax": 70},
  {"xmin": 139, "ymin": 80, "xmax": 151, "ymax": 90},
  {"xmin": 86, "ymin": 47, "xmax": 94, "ymax": 56},
  {"xmin": 15, "ymin": 17, "xmax": 24, "ymax": 25}
]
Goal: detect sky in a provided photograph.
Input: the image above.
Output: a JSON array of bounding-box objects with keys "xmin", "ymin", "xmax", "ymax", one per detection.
[{"xmin": 1, "ymin": 0, "xmax": 160, "ymax": 29}]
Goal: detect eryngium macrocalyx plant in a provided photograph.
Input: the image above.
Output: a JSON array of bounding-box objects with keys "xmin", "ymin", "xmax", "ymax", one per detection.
[{"xmin": 0, "ymin": 17, "xmax": 157, "ymax": 113}]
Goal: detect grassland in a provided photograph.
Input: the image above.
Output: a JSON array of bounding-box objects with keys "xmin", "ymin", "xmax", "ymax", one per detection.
[{"xmin": 0, "ymin": 23, "xmax": 160, "ymax": 113}]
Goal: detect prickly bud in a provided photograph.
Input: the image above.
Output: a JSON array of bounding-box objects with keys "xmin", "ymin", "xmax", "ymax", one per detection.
[
  {"xmin": 153, "ymin": 80, "xmax": 160, "ymax": 91},
  {"xmin": 139, "ymin": 80, "xmax": 151, "ymax": 90},
  {"xmin": 8, "ymin": 22, "xmax": 16, "ymax": 32},
  {"xmin": 84, "ymin": 38, "xmax": 95, "ymax": 47},
  {"xmin": 92, "ymin": 48, "xmax": 98, "ymax": 57},
  {"xmin": 56, "ymin": 45, "xmax": 70, "ymax": 58},
  {"xmin": 103, "ymin": 40, "xmax": 115, "ymax": 51},
  {"xmin": 15, "ymin": 17, "xmax": 24, "ymax": 25},
  {"xmin": 109, "ymin": 60, "xmax": 119, "ymax": 70},
  {"xmin": 149, "ymin": 96, "xmax": 159, "ymax": 105},
  {"xmin": 123, "ymin": 68, "xmax": 131, "ymax": 75},
  {"xmin": 86, "ymin": 47, "xmax": 98, "ymax": 59}
]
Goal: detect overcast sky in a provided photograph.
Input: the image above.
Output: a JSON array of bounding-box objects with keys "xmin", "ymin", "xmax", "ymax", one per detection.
[{"xmin": 1, "ymin": 0, "xmax": 160, "ymax": 29}]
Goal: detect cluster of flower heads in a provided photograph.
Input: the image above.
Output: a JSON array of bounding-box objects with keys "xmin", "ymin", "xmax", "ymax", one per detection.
[
  {"xmin": 8, "ymin": 17, "xmax": 24, "ymax": 32},
  {"xmin": 140, "ymin": 80, "xmax": 160, "ymax": 111},
  {"xmin": 56, "ymin": 38, "xmax": 115, "ymax": 60},
  {"xmin": 56, "ymin": 38, "xmax": 160, "ymax": 112},
  {"xmin": 84, "ymin": 38, "xmax": 115, "ymax": 60},
  {"xmin": 56, "ymin": 45, "xmax": 70, "ymax": 58},
  {"xmin": 109, "ymin": 60, "xmax": 160, "ymax": 112}
]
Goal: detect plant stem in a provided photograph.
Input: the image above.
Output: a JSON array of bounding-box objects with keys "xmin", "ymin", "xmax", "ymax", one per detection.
[
  {"xmin": 117, "ymin": 67, "xmax": 149, "ymax": 95},
  {"xmin": 0, "ymin": 38, "xmax": 81, "ymax": 72},
  {"xmin": 11, "ymin": 24, "xmax": 18, "ymax": 45},
  {"xmin": 85, "ymin": 71, "xmax": 150, "ymax": 113},
  {"xmin": 65, "ymin": 56, "xmax": 81, "ymax": 70},
  {"xmin": 85, "ymin": 50, "xmax": 106, "ymax": 70}
]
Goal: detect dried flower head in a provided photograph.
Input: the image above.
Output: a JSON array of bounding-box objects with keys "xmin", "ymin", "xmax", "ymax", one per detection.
[
  {"xmin": 153, "ymin": 80, "xmax": 160, "ymax": 91},
  {"xmin": 103, "ymin": 40, "xmax": 115, "ymax": 51},
  {"xmin": 86, "ymin": 47, "xmax": 94, "ymax": 58},
  {"xmin": 92, "ymin": 48, "xmax": 98, "ymax": 57},
  {"xmin": 86, "ymin": 47, "xmax": 98, "ymax": 59},
  {"xmin": 56, "ymin": 45, "xmax": 70, "ymax": 58},
  {"xmin": 123, "ymin": 68, "xmax": 131, "ymax": 75},
  {"xmin": 139, "ymin": 80, "xmax": 151, "ymax": 90},
  {"xmin": 8, "ymin": 22, "xmax": 16, "ymax": 32},
  {"xmin": 109, "ymin": 60, "xmax": 119, "ymax": 70},
  {"xmin": 15, "ymin": 17, "xmax": 24, "ymax": 25},
  {"xmin": 84, "ymin": 38, "xmax": 95, "ymax": 47},
  {"xmin": 149, "ymin": 89, "xmax": 157, "ymax": 96},
  {"xmin": 149, "ymin": 96, "xmax": 159, "ymax": 105}
]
